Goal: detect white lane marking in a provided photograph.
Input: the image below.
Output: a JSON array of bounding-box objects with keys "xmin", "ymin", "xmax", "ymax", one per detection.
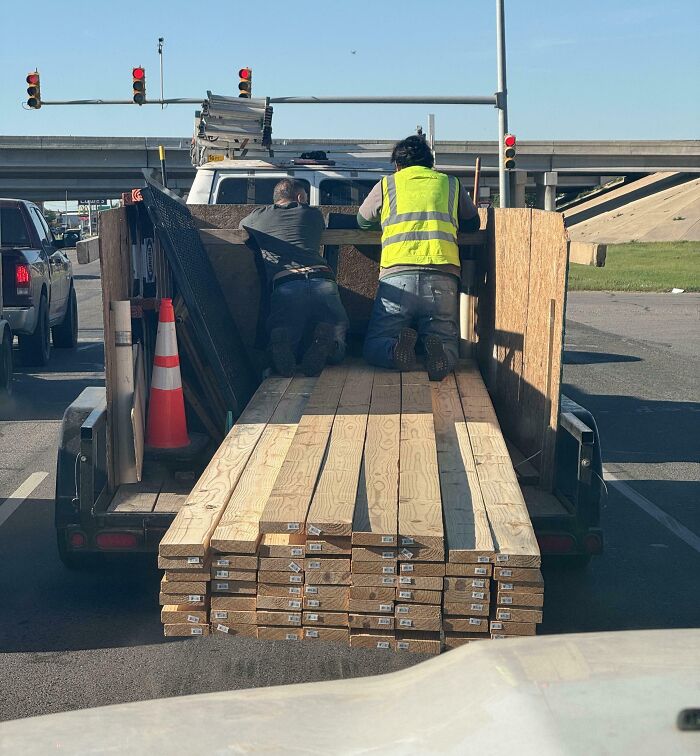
[
  {"xmin": 0, "ymin": 472, "xmax": 49, "ymax": 529},
  {"xmin": 604, "ymin": 468, "xmax": 700, "ymax": 555}
]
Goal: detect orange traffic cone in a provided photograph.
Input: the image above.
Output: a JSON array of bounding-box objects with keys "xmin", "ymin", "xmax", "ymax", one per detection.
[{"xmin": 145, "ymin": 298, "xmax": 190, "ymax": 449}]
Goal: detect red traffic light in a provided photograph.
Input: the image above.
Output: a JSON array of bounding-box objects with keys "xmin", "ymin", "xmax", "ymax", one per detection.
[
  {"xmin": 238, "ymin": 68, "xmax": 251, "ymax": 80},
  {"xmin": 132, "ymin": 67, "xmax": 145, "ymax": 80},
  {"xmin": 504, "ymin": 134, "xmax": 516, "ymax": 147},
  {"xmin": 26, "ymin": 73, "xmax": 39, "ymax": 85}
]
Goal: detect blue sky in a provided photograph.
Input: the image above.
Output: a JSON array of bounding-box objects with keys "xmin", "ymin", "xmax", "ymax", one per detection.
[{"xmin": 1, "ymin": 0, "xmax": 698, "ymax": 141}]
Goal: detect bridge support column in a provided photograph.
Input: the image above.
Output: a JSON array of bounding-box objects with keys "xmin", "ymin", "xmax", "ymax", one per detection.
[
  {"xmin": 535, "ymin": 171, "xmax": 558, "ymax": 211},
  {"xmin": 510, "ymin": 171, "xmax": 528, "ymax": 208}
]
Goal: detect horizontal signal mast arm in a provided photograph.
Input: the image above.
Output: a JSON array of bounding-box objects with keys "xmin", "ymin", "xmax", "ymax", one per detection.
[{"xmin": 200, "ymin": 229, "xmax": 487, "ymax": 247}]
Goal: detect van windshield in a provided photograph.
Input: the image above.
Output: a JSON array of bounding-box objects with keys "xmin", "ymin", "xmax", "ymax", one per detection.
[{"xmin": 216, "ymin": 178, "xmax": 311, "ymax": 205}]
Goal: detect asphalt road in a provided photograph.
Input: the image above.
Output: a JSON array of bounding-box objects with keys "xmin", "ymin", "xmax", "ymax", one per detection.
[{"xmin": 0, "ymin": 263, "xmax": 698, "ymax": 722}]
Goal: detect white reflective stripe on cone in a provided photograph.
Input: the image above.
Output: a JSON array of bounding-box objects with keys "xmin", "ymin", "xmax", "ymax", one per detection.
[
  {"xmin": 151, "ymin": 364, "xmax": 183, "ymax": 391},
  {"xmin": 154, "ymin": 321, "xmax": 178, "ymax": 357}
]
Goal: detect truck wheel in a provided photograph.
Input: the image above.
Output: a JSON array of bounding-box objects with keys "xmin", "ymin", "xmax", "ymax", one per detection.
[
  {"xmin": 0, "ymin": 330, "xmax": 12, "ymax": 395},
  {"xmin": 52, "ymin": 286, "xmax": 79, "ymax": 348},
  {"xmin": 18, "ymin": 294, "xmax": 51, "ymax": 366}
]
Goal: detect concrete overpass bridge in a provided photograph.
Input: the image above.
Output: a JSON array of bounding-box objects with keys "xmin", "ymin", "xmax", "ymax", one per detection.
[{"xmin": 0, "ymin": 135, "xmax": 697, "ymax": 205}]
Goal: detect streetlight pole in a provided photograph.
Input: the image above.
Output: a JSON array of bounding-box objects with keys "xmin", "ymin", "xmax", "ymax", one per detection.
[
  {"xmin": 158, "ymin": 37, "xmax": 165, "ymax": 110},
  {"xmin": 496, "ymin": 0, "xmax": 510, "ymax": 208}
]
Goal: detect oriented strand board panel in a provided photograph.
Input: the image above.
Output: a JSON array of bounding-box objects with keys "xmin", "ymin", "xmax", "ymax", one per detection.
[
  {"xmin": 159, "ymin": 376, "xmax": 292, "ymax": 557},
  {"xmin": 260, "ymin": 367, "xmax": 348, "ymax": 533},
  {"xmin": 211, "ymin": 377, "xmax": 315, "ymax": 553},
  {"xmin": 398, "ymin": 376, "xmax": 444, "ymax": 555},
  {"xmin": 306, "ymin": 367, "xmax": 373, "ymax": 537},
  {"xmin": 455, "ymin": 366, "xmax": 540, "ymax": 567},
  {"xmin": 431, "ymin": 374, "xmax": 494, "ymax": 563}
]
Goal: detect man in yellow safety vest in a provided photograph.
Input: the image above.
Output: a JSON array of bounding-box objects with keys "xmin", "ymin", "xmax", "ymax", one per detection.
[{"xmin": 357, "ymin": 135, "xmax": 480, "ymax": 381}]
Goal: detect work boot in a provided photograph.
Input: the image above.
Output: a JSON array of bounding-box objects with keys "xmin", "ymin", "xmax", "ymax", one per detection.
[
  {"xmin": 301, "ymin": 322, "xmax": 335, "ymax": 377},
  {"xmin": 424, "ymin": 335, "xmax": 450, "ymax": 382},
  {"xmin": 269, "ymin": 328, "xmax": 296, "ymax": 377},
  {"xmin": 392, "ymin": 328, "xmax": 418, "ymax": 370}
]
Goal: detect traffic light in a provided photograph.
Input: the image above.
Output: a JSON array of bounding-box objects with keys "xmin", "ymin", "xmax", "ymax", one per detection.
[
  {"xmin": 503, "ymin": 133, "xmax": 516, "ymax": 170},
  {"xmin": 238, "ymin": 67, "xmax": 252, "ymax": 98},
  {"xmin": 132, "ymin": 66, "xmax": 146, "ymax": 105},
  {"xmin": 26, "ymin": 71, "xmax": 41, "ymax": 109}
]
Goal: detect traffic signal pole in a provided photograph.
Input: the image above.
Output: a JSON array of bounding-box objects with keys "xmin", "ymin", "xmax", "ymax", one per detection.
[{"xmin": 496, "ymin": 0, "xmax": 510, "ymax": 208}]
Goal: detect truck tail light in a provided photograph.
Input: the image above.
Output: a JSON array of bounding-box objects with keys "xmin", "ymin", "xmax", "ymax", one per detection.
[
  {"xmin": 15, "ymin": 263, "xmax": 31, "ymax": 296},
  {"xmin": 95, "ymin": 531, "xmax": 139, "ymax": 550},
  {"xmin": 584, "ymin": 533, "xmax": 603, "ymax": 554},
  {"xmin": 69, "ymin": 531, "xmax": 87, "ymax": 548}
]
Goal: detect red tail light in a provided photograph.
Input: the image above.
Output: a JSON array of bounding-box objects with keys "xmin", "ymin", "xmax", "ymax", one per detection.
[
  {"xmin": 15, "ymin": 263, "xmax": 30, "ymax": 295},
  {"xmin": 584, "ymin": 533, "xmax": 603, "ymax": 554},
  {"xmin": 95, "ymin": 532, "xmax": 138, "ymax": 549},
  {"xmin": 69, "ymin": 531, "xmax": 87, "ymax": 548}
]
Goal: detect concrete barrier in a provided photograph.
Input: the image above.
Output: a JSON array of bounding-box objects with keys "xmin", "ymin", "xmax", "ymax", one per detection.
[
  {"xmin": 76, "ymin": 236, "xmax": 100, "ymax": 265},
  {"xmin": 568, "ymin": 241, "xmax": 606, "ymax": 267}
]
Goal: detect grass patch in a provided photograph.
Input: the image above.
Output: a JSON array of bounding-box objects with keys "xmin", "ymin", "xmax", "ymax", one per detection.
[{"xmin": 568, "ymin": 241, "xmax": 700, "ymax": 292}]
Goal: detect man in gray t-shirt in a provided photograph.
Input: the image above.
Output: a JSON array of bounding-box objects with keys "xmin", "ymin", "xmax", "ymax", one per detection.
[{"xmin": 240, "ymin": 179, "xmax": 349, "ymax": 377}]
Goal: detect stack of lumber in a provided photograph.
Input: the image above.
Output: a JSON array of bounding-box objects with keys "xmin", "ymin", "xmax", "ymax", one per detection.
[
  {"xmin": 157, "ymin": 361, "xmax": 543, "ymax": 650},
  {"xmin": 158, "ymin": 554, "xmax": 211, "ymax": 637}
]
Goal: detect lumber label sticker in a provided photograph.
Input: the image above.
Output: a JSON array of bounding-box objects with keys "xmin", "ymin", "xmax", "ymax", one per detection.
[
  {"xmin": 399, "ymin": 577, "xmax": 413, "ymax": 585},
  {"xmin": 289, "ymin": 575, "xmax": 303, "ymax": 583},
  {"xmin": 471, "ymin": 603, "xmax": 484, "ymax": 611},
  {"xmin": 213, "ymin": 611, "xmax": 228, "ymax": 620},
  {"xmin": 397, "ymin": 641, "xmax": 409, "ymax": 650},
  {"xmin": 398, "ymin": 590, "xmax": 413, "ymax": 599},
  {"xmin": 401, "ymin": 537, "xmax": 415, "ymax": 546},
  {"xmin": 382, "ymin": 552, "xmax": 394, "ymax": 559},
  {"xmin": 400, "ymin": 549, "xmax": 414, "ymax": 559},
  {"xmin": 305, "ymin": 586, "xmax": 319, "ymax": 595},
  {"xmin": 291, "ymin": 547, "xmax": 304, "ymax": 557},
  {"xmin": 492, "ymin": 622, "xmax": 504, "ymax": 630},
  {"xmin": 187, "ymin": 557, "xmax": 201, "ymax": 564},
  {"xmin": 501, "ymin": 596, "xmax": 513, "ymax": 604},
  {"xmin": 469, "ymin": 618, "xmax": 483, "ymax": 626},
  {"xmin": 285, "ymin": 633, "xmax": 299, "ymax": 640},
  {"xmin": 215, "ymin": 570, "xmax": 230, "ymax": 578},
  {"xmin": 191, "ymin": 627, "xmax": 203, "ymax": 635},
  {"xmin": 399, "ymin": 618, "xmax": 413, "ymax": 627},
  {"xmin": 382, "ymin": 577, "xmax": 395, "ymax": 585},
  {"xmin": 187, "ymin": 595, "xmax": 203, "ymax": 602},
  {"xmin": 401, "ymin": 564, "xmax": 414, "ymax": 573},
  {"xmin": 501, "ymin": 583, "xmax": 514, "ymax": 591},
  {"xmin": 307, "ymin": 525, "xmax": 322, "ymax": 536},
  {"xmin": 289, "ymin": 600, "xmax": 302, "ymax": 609},
  {"xmin": 381, "ymin": 536, "xmax": 395, "ymax": 544},
  {"xmin": 308, "ymin": 561, "xmax": 322, "ymax": 570},
  {"xmin": 377, "ymin": 641, "xmax": 391, "ymax": 649},
  {"xmin": 496, "ymin": 555, "xmax": 509, "ymax": 563},
  {"xmin": 305, "ymin": 629, "xmax": 319, "ymax": 638},
  {"xmin": 186, "ymin": 615, "xmax": 200, "ymax": 624},
  {"xmin": 475, "ymin": 567, "xmax": 488, "ymax": 575},
  {"xmin": 472, "ymin": 580, "xmax": 486, "ymax": 588},
  {"xmin": 216, "ymin": 624, "xmax": 229, "ymax": 634},
  {"xmin": 289, "ymin": 562, "xmax": 302, "ymax": 573},
  {"xmin": 500, "ymin": 569, "xmax": 513, "ymax": 577},
  {"xmin": 307, "ymin": 613, "xmax": 319, "ymax": 621},
  {"xmin": 382, "ymin": 566, "xmax": 396, "ymax": 574},
  {"xmin": 492, "ymin": 634, "xmax": 506, "ymax": 639},
  {"xmin": 477, "ymin": 556, "xmax": 490, "ymax": 563},
  {"xmin": 287, "ymin": 522, "xmax": 301, "ymax": 531},
  {"xmin": 378, "ymin": 618, "xmax": 391, "ymax": 626},
  {"xmin": 215, "ymin": 559, "xmax": 229, "ymax": 566},
  {"xmin": 215, "ymin": 582, "xmax": 229, "ymax": 590},
  {"xmin": 307, "ymin": 599, "xmax": 320, "ymax": 608},
  {"xmin": 472, "ymin": 592, "xmax": 486, "ymax": 599},
  {"xmin": 379, "ymin": 604, "xmax": 393, "ymax": 612},
  {"xmin": 396, "ymin": 606, "xmax": 409, "ymax": 614},
  {"xmin": 308, "ymin": 543, "xmax": 322, "ymax": 552},
  {"xmin": 288, "ymin": 614, "xmax": 301, "ymax": 623},
  {"xmin": 289, "ymin": 587, "xmax": 301, "ymax": 595},
  {"xmin": 497, "ymin": 611, "xmax": 511, "ymax": 620}
]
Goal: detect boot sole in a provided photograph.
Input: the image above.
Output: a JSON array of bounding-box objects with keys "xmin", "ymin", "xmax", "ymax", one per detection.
[
  {"xmin": 301, "ymin": 323, "xmax": 335, "ymax": 376},
  {"xmin": 424, "ymin": 335, "xmax": 450, "ymax": 382},
  {"xmin": 393, "ymin": 328, "xmax": 418, "ymax": 370}
]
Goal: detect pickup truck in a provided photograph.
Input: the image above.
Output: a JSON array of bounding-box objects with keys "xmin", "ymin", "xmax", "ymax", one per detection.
[{"xmin": 0, "ymin": 199, "xmax": 78, "ymax": 365}]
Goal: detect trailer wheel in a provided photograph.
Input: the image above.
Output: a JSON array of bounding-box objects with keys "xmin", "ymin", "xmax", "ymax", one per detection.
[
  {"xmin": 0, "ymin": 329, "xmax": 12, "ymax": 395},
  {"xmin": 52, "ymin": 286, "xmax": 78, "ymax": 348},
  {"xmin": 19, "ymin": 293, "xmax": 51, "ymax": 366}
]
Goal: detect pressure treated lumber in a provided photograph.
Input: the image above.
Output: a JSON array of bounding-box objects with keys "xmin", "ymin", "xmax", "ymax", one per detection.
[
  {"xmin": 430, "ymin": 375, "xmax": 494, "ymax": 563},
  {"xmin": 306, "ymin": 367, "xmax": 373, "ymax": 536},
  {"xmin": 397, "ymin": 377, "xmax": 444, "ymax": 555},
  {"xmin": 260, "ymin": 367, "xmax": 348, "ymax": 533},
  {"xmin": 455, "ymin": 365, "xmax": 541, "ymax": 567},
  {"xmin": 159, "ymin": 376, "xmax": 292, "ymax": 557},
  {"xmin": 211, "ymin": 377, "xmax": 314, "ymax": 552}
]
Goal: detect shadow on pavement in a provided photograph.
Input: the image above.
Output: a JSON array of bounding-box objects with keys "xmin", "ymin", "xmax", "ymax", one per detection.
[{"xmin": 563, "ymin": 350, "xmax": 642, "ymax": 365}]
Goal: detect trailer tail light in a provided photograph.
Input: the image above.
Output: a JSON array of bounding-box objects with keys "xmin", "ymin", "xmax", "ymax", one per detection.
[
  {"xmin": 15, "ymin": 263, "xmax": 31, "ymax": 296},
  {"xmin": 537, "ymin": 533, "xmax": 576, "ymax": 554},
  {"xmin": 96, "ymin": 532, "xmax": 139, "ymax": 550},
  {"xmin": 584, "ymin": 533, "xmax": 603, "ymax": 554},
  {"xmin": 69, "ymin": 531, "xmax": 87, "ymax": 548}
]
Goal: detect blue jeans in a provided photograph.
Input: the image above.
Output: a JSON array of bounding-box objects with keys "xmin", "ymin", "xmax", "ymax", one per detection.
[
  {"xmin": 267, "ymin": 277, "xmax": 349, "ymax": 363},
  {"xmin": 363, "ymin": 271, "xmax": 460, "ymax": 370}
]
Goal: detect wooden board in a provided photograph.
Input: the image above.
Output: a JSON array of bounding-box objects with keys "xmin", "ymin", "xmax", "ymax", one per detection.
[
  {"xmin": 443, "ymin": 617, "xmax": 489, "ymax": 633},
  {"xmin": 349, "ymin": 632, "xmax": 395, "ymax": 651},
  {"xmin": 257, "ymin": 534, "xmax": 306, "ymax": 558},
  {"xmin": 431, "ymin": 375, "xmax": 494, "ymax": 562},
  {"xmin": 306, "ymin": 367, "xmax": 373, "ymax": 537},
  {"xmin": 352, "ymin": 382, "xmax": 400, "ymax": 547},
  {"xmin": 307, "ymin": 537, "xmax": 352, "ymax": 555},
  {"xmin": 395, "ymin": 632, "xmax": 441, "ymax": 655},
  {"xmin": 163, "ymin": 623, "xmax": 209, "ymax": 637},
  {"xmin": 394, "ymin": 589, "xmax": 442, "ymax": 605},
  {"xmin": 302, "ymin": 627, "xmax": 349, "ymax": 643},
  {"xmin": 302, "ymin": 611, "xmax": 348, "ymax": 627},
  {"xmin": 160, "ymin": 606, "xmax": 207, "ymax": 625},
  {"xmin": 211, "ymin": 622, "xmax": 258, "ymax": 638},
  {"xmin": 455, "ymin": 365, "xmax": 541, "ymax": 567},
  {"xmin": 159, "ymin": 376, "xmax": 293, "ymax": 557},
  {"xmin": 260, "ymin": 367, "xmax": 348, "ymax": 533},
  {"xmin": 210, "ymin": 377, "xmax": 314, "ymax": 553},
  {"xmin": 109, "ymin": 468, "xmax": 163, "ymax": 513},
  {"xmin": 398, "ymin": 378, "xmax": 444, "ymax": 554},
  {"xmin": 349, "ymin": 614, "xmax": 395, "ymax": 631},
  {"xmin": 257, "ymin": 627, "xmax": 303, "ymax": 641},
  {"xmin": 211, "ymin": 555, "xmax": 258, "ymax": 570}
]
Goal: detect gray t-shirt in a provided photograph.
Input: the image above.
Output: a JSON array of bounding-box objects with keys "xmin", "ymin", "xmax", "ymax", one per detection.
[{"xmin": 239, "ymin": 202, "xmax": 331, "ymax": 286}]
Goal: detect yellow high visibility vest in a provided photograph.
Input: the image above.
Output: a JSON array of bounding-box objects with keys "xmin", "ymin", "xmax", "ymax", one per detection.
[{"xmin": 379, "ymin": 165, "xmax": 460, "ymax": 268}]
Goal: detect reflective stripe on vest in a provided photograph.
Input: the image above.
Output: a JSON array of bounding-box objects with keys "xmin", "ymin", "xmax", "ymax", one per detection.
[{"xmin": 379, "ymin": 166, "xmax": 460, "ymax": 268}]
